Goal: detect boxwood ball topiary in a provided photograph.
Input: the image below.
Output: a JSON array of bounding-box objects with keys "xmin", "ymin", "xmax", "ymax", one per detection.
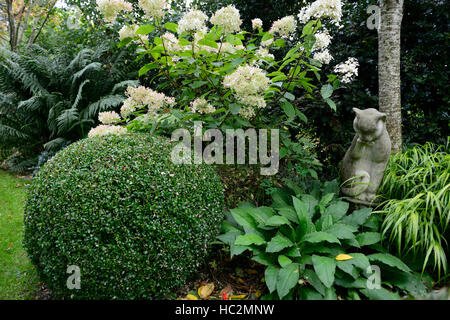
[{"xmin": 24, "ymin": 133, "xmax": 224, "ymax": 299}]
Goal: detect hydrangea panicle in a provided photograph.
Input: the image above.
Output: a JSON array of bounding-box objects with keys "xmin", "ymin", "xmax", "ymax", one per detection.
[
  {"xmin": 269, "ymin": 16, "xmax": 297, "ymax": 37},
  {"xmin": 190, "ymin": 98, "xmax": 215, "ymax": 114},
  {"xmin": 298, "ymin": 0, "xmax": 343, "ymax": 27},
  {"xmin": 334, "ymin": 57, "xmax": 359, "ymax": 83},
  {"xmin": 252, "ymin": 18, "xmax": 263, "ymax": 30},
  {"xmin": 210, "ymin": 5, "xmax": 242, "ymax": 34},
  {"xmin": 177, "ymin": 9, "xmax": 209, "ymax": 34},
  {"xmin": 120, "ymin": 85, "xmax": 175, "ymax": 118},
  {"xmin": 96, "ymin": 0, "xmax": 132, "ymax": 23},
  {"xmin": 223, "ymin": 65, "xmax": 270, "ymax": 117},
  {"xmin": 138, "ymin": 0, "xmax": 169, "ymax": 20},
  {"xmin": 98, "ymin": 111, "xmax": 121, "ymax": 125},
  {"xmin": 88, "ymin": 124, "xmax": 127, "ymax": 137},
  {"xmin": 313, "ymin": 49, "xmax": 333, "ymax": 64}
]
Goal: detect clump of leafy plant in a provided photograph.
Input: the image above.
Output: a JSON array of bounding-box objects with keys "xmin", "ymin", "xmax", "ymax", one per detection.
[
  {"xmin": 0, "ymin": 44, "xmax": 137, "ymax": 172},
  {"xmin": 24, "ymin": 133, "xmax": 224, "ymax": 299},
  {"xmin": 219, "ymin": 180, "xmax": 427, "ymax": 300},
  {"xmin": 376, "ymin": 140, "xmax": 450, "ymax": 278}
]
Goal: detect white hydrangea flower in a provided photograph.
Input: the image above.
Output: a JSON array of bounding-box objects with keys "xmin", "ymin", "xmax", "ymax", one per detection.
[
  {"xmin": 118, "ymin": 24, "xmax": 148, "ymax": 43},
  {"xmin": 239, "ymin": 95, "xmax": 267, "ymax": 109},
  {"xmin": 252, "ymin": 18, "xmax": 263, "ymax": 30},
  {"xmin": 119, "ymin": 25, "xmax": 136, "ymax": 41},
  {"xmin": 98, "ymin": 111, "xmax": 121, "ymax": 124},
  {"xmin": 269, "ymin": 16, "xmax": 297, "ymax": 37},
  {"xmin": 298, "ymin": 0, "xmax": 343, "ymax": 27},
  {"xmin": 161, "ymin": 32, "xmax": 181, "ymax": 52},
  {"xmin": 334, "ymin": 57, "xmax": 359, "ymax": 83},
  {"xmin": 313, "ymin": 49, "xmax": 333, "ymax": 64},
  {"xmin": 223, "ymin": 64, "xmax": 270, "ymax": 110},
  {"xmin": 261, "ymin": 38, "xmax": 274, "ymax": 47},
  {"xmin": 120, "ymin": 85, "xmax": 175, "ymax": 118},
  {"xmin": 210, "ymin": 5, "xmax": 242, "ymax": 34},
  {"xmin": 239, "ymin": 106, "xmax": 256, "ymax": 119},
  {"xmin": 312, "ymin": 30, "xmax": 332, "ymax": 51},
  {"xmin": 88, "ymin": 124, "xmax": 127, "ymax": 137},
  {"xmin": 96, "ymin": 0, "xmax": 132, "ymax": 23},
  {"xmin": 255, "ymin": 47, "xmax": 274, "ymax": 60},
  {"xmin": 177, "ymin": 9, "xmax": 209, "ymax": 34},
  {"xmin": 138, "ymin": 0, "xmax": 169, "ymax": 19},
  {"xmin": 190, "ymin": 98, "xmax": 215, "ymax": 114},
  {"xmin": 120, "ymin": 97, "xmax": 137, "ymax": 118}
]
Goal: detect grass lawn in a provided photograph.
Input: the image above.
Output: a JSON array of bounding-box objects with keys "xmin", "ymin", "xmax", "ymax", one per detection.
[{"xmin": 0, "ymin": 170, "xmax": 40, "ymax": 299}]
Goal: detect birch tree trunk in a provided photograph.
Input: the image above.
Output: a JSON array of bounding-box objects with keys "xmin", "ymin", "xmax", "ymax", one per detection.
[{"xmin": 378, "ymin": 0, "xmax": 404, "ymax": 152}]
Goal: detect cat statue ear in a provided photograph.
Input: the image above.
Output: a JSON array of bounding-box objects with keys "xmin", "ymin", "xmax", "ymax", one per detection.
[
  {"xmin": 353, "ymin": 107, "xmax": 362, "ymax": 114},
  {"xmin": 378, "ymin": 112, "xmax": 387, "ymax": 122}
]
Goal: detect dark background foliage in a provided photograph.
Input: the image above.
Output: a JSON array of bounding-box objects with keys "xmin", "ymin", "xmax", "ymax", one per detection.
[{"xmin": 195, "ymin": 0, "xmax": 449, "ymax": 173}]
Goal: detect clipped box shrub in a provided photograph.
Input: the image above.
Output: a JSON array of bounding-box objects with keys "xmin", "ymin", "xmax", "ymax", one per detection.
[{"xmin": 24, "ymin": 133, "xmax": 224, "ymax": 299}]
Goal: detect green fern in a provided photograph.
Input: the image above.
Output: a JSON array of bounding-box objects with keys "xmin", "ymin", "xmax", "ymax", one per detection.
[{"xmin": 0, "ymin": 44, "xmax": 138, "ymax": 172}]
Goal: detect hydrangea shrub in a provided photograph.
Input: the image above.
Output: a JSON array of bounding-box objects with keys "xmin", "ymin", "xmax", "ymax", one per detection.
[
  {"xmin": 89, "ymin": 0, "xmax": 359, "ymax": 180},
  {"xmin": 24, "ymin": 133, "xmax": 224, "ymax": 299}
]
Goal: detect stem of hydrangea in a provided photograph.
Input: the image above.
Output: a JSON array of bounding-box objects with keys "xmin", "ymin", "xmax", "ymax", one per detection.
[
  {"xmin": 156, "ymin": 18, "xmax": 179, "ymax": 89},
  {"xmin": 272, "ymin": 49, "xmax": 305, "ymax": 106}
]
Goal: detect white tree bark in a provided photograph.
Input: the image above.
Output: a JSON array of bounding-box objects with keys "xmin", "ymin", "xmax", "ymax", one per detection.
[{"xmin": 378, "ymin": 0, "xmax": 404, "ymax": 152}]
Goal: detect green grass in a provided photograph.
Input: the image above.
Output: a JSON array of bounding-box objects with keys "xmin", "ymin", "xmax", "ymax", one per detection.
[
  {"xmin": 0, "ymin": 170, "xmax": 40, "ymax": 299},
  {"xmin": 376, "ymin": 141, "xmax": 450, "ymax": 279}
]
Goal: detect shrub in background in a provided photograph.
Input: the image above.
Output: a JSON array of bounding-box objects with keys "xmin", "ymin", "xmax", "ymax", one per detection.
[
  {"xmin": 24, "ymin": 133, "xmax": 224, "ymax": 299},
  {"xmin": 219, "ymin": 180, "xmax": 427, "ymax": 299},
  {"xmin": 376, "ymin": 141, "xmax": 450, "ymax": 279},
  {"xmin": 0, "ymin": 44, "xmax": 137, "ymax": 172}
]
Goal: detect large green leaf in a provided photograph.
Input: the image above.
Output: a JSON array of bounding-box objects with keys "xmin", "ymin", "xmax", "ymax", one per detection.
[
  {"xmin": 360, "ymin": 288, "xmax": 400, "ymax": 300},
  {"xmin": 356, "ymin": 232, "xmax": 382, "ymax": 246},
  {"xmin": 136, "ymin": 24, "xmax": 155, "ymax": 35},
  {"xmin": 235, "ymin": 233, "xmax": 266, "ymax": 246},
  {"xmin": 368, "ymin": 253, "xmax": 411, "ymax": 273},
  {"xmin": 266, "ymin": 234, "xmax": 294, "ymax": 253},
  {"xmin": 320, "ymin": 84, "xmax": 333, "ymax": 99},
  {"xmin": 265, "ymin": 266, "xmax": 279, "ymax": 293},
  {"xmin": 302, "ymin": 231, "xmax": 341, "ymax": 245},
  {"xmin": 278, "ymin": 255, "xmax": 293, "ymax": 268},
  {"xmin": 324, "ymin": 201, "xmax": 349, "ymax": 221},
  {"xmin": 266, "ymin": 215, "xmax": 291, "ymax": 227},
  {"xmin": 230, "ymin": 208, "xmax": 258, "ymax": 230},
  {"xmin": 347, "ymin": 253, "xmax": 371, "ymax": 270},
  {"xmin": 336, "ymin": 261, "xmax": 359, "ymax": 279},
  {"xmin": 325, "ymin": 223, "xmax": 357, "ymax": 240},
  {"xmin": 303, "ymin": 268, "xmax": 325, "ymax": 295},
  {"xmin": 312, "ymin": 255, "xmax": 336, "ymax": 288},
  {"xmin": 276, "ymin": 263, "xmax": 300, "ymax": 299},
  {"xmin": 342, "ymin": 207, "xmax": 372, "ymax": 226}
]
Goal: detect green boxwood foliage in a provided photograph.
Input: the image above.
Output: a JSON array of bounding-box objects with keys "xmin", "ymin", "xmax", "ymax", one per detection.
[{"xmin": 23, "ymin": 133, "xmax": 224, "ymax": 299}]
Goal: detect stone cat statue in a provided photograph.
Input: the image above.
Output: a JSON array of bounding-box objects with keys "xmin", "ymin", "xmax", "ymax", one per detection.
[{"xmin": 340, "ymin": 108, "xmax": 391, "ymax": 203}]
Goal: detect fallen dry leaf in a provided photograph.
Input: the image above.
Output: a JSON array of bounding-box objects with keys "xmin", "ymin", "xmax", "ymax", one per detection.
[
  {"xmin": 335, "ymin": 254, "xmax": 353, "ymax": 261},
  {"xmin": 198, "ymin": 283, "xmax": 214, "ymax": 299},
  {"xmin": 186, "ymin": 294, "xmax": 199, "ymax": 300}
]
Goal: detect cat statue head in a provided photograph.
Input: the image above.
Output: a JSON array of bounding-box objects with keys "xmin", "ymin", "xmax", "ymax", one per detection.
[{"xmin": 353, "ymin": 108, "xmax": 387, "ymax": 144}]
